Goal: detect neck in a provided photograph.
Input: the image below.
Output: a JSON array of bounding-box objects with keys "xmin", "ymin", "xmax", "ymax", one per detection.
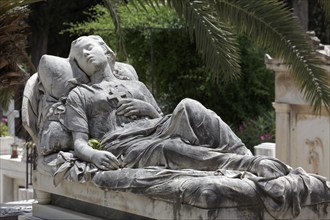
[{"xmin": 90, "ymin": 64, "xmax": 117, "ymax": 84}]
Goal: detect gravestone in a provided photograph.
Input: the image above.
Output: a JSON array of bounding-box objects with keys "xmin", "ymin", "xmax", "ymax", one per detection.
[
  {"xmin": 20, "ymin": 35, "xmax": 330, "ymax": 220},
  {"xmin": 266, "ymin": 32, "xmax": 330, "ymax": 178},
  {"xmin": 1, "ymin": 100, "xmax": 19, "ymax": 155}
]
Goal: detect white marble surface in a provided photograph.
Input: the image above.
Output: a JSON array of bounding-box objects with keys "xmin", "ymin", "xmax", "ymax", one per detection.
[
  {"xmin": 0, "ymin": 154, "xmax": 27, "ymax": 203},
  {"xmin": 0, "ymin": 136, "xmax": 14, "ymax": 155},
  {"xmin": 266, "ymin": 40, "xmax": 330, "ymax": 179},
  {"xmin": 31, "ymin": 171, "xmax": 330, "ymax": 220}
]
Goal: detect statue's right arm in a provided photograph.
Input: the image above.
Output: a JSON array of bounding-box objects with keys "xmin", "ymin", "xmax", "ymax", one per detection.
[{"xmin": 72, "ymin": 131, "xmax": 120, "ymax": 170}]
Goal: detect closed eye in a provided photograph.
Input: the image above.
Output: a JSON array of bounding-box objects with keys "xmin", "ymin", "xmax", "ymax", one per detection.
[{"xmin": 87, "ymin": 44, "xmax": 93, "ymax": 50}]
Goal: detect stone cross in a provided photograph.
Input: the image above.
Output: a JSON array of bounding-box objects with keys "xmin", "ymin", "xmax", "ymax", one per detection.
[
  {"xmin": 107, "ymin": 89, "xmax": 127, "ymax": 106},
  {"xmin": 4, "ymin": 99, "xmax": 19, "ymax": 144}
]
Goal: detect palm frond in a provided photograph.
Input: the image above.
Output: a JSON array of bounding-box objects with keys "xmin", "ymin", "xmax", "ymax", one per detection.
[
  {"xmin": 0, "ymin": 0, "xmax": 44, "ymax": 14},
  {"xmin": 215, "ymin": 0, "xmax": 329, "ymax": 113},
  {"xmin": 110, "ymin": 0, "xmax": 329, "ymax": 113},
  {"xmin": 0, "ymin": 0, "xmax": 43, "ymax": 110},
  {"xmin": 182, "ymin": 1, "xmax": 241, "ymax": 81}
]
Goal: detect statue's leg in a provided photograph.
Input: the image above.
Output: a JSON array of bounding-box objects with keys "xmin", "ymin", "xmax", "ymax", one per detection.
[
  {"xmin": 130, "ymin": 138, "xmax": 290, "ymax": 178},
  {"xmin": 161, "ymin": 141, "xmax": 290, "ymax": 178},
  {"xmin": 162, "ymin": 98, "xmax": 251, "ymax": 155}
]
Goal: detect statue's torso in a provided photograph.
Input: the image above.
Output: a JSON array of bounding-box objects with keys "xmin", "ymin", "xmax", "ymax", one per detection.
[{"xmin": 67, "ymin": 80, "xmax": 151, "ymax": 140}]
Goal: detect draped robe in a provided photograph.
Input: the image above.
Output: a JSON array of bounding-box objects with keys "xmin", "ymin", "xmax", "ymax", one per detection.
[{"xmin": 64, "ymin": 79, "xmax": 289, "ymax": 178}]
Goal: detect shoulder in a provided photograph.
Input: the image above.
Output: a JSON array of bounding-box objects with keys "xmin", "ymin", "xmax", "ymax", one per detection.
[
  {"xmin": 67, "ymin": 86, "xmax": 83, "ymax": 98},
  {"xmin": 69, "ymin": 84, "xmax": 95, "ymax": 96},
  {"xmin": 133, "ymin": 80, "xmax": 148, "ymax": 90},
  {"xmin": 66, "ymin": 85, "xmax": 94, "ymax": 105},
  {"xmin": 130, "ymin": 80, "xmax": 152, "ymax": 95}
]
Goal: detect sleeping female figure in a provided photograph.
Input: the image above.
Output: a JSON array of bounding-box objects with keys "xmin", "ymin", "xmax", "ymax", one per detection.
[{"xmin": 64, "ymin": 35, "xmax": 290, "ymax": 178}]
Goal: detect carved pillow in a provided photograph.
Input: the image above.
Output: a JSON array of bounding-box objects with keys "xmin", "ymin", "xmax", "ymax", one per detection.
[{"xmin": 38, "ymin": 55, "xmax": 90, "ymax": 99}]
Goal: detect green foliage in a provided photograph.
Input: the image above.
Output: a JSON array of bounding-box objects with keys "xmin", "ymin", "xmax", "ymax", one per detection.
[
  {"xmin": 62, "ymin": 5, "xmax": 113, "ymax": 36},
  {"xmin": 119, "ymin": 3, "xmax": 182, "ymax": 29},
  {"xmin": 141, "ymin": 34, "xmax": 274, "ymax": 126},
  {"xmin": 110, "ymin": 0, "xmax": 330, "ymax": 114},
  {"xmin": 62, "ymin": 2, "xmax": 276, "ymax": 152},
  {"xmin": 235, "ymin": 111, "xmax": 275, "ymax": 152},
  {"xmin": 88, "ymin": 138, "xmax": 101, "ymax": 150},
  {"xmin": 215, "ymin": 0, "xmax": 329, "ymax": 113},
  {"xmin": 63, "ymin": 3, "xmax": 182, "ymax": 53},
  {"xmin": 0, "ymin": 118, "xmax": 9, "ymax": 137},
  {"xmin": 62, "ymin": 4, "xmax": 274, "ymax": 127}
]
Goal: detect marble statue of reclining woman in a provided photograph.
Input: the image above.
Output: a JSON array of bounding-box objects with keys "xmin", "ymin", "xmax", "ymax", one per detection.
[
  {"xmin": 22, "ymin": 35, "xmax": 330, "ymax": 219},
  {"xmin": 63, "ymin": 35, "xmax": 291, "ymax": 179}
]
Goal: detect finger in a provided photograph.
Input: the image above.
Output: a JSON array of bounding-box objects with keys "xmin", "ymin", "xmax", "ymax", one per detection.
[
  {"xmin": 116, "ymin": 103, "xmax": 132, "ymax": 113},
  {"xmin": 117, "ymin": 106, "xmax": 135, "ymax": 116},
  {"xmin": 105, "ymin": 154, "xmax": 120, "ymax": 168},
  {"xmin": 98, "ymin": 164, "xmax": 110, "ymax": 171},
  {"xmin": 117, "ymin": 99, "xmax": 132, "ymax": 107},
  {"xmin": 102, "ymin": 160, "xmax": 118, "ymax": 170},
  {"xmin": 108, "ymin": 160, "xmax": 119, "ymax": 169},
  {"xmin": 124, "ymin": 109, "xmax": 139, "ymax": 117}
]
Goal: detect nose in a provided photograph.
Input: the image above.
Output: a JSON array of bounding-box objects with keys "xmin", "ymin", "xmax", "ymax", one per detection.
[{"xmin": 83, "ymin": 49, "xmax": 90, "ymax": 57}]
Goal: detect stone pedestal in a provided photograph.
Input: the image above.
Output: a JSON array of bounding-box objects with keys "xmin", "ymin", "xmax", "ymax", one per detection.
[
  {"xmin": 30, "ymin": 170, "xmax": 330, "ymax": 220},
  {"xmin": 266, "ymin": 39, "xmax": 330, "ymax": 179},
  {"xmin": 0, "ymin": 155, "xmax": 26, "ymax": 203},
  {"xmin": 254, "ymin": 142, "xmax": 276, "ymax": 158},
  {"xmin": 0, "ymin": 136, "xmax": 14, "ymax": 155}
]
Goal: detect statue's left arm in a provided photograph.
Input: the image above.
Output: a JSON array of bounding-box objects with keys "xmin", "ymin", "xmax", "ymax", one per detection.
[
  {"xmin": 116, "ymin": 98, "xmax": 162, "ymax": 119},
  {"xmin": 116, "ymin": 81, "xmax": 163, "ymax": 119}
]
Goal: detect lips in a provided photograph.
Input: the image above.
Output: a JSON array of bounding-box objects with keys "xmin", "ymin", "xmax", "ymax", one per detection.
[{"xmin": 86, "ymin": 56, "xmax": 94, "ymax": 62}]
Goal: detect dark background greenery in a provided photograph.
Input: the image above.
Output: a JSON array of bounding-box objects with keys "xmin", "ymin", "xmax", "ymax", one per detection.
[{"xmin": 21, "ymin": 0, "xmax": 329, "ymax": 150}]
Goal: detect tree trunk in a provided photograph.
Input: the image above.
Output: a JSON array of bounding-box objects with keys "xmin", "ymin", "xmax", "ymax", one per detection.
[
  {"xmin": 292, "ymin": 0, "xmax": 309, "ymax": 31},
  {"xmin": 31, "ymin": 28, "xmax": 49, "ymax": 70}
]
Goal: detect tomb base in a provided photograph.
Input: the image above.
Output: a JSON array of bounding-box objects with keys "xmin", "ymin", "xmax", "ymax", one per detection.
[{"xmin": 29, "ymin": 170, "xmax": 330, "ymax": 220}]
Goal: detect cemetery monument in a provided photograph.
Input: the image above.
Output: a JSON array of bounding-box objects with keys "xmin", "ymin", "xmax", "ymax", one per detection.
[{"xmin": 21, "ymin": 35, "xmax": 330, "ymax": 219}]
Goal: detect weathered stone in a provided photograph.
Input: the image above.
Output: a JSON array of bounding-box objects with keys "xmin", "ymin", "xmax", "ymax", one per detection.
[
  {"xmin": 22, "ymin": 35, "xmax": 330, "ymax": 219},
  {"xmin": 266, "ymin": 34, "xmax": 330, "ymax": 179}
]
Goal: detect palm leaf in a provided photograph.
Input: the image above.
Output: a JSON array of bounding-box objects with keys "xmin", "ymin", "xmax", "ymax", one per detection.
[
  {"xmin": 163, "ymin": 1, "xmax": 241, "ymax": 81},
  {"xmin": 177, "ymin": 1, "xmax": 241, "ymax": 81},
  {"xmin": 109, "ymin": 0, "xmax": 329, "ymax": 113},
  {"xmin": 0, "ymin": 0, "xmax": 44, "ymax": 110},
  {"xmin": 0, "ymin": 0, "xmax": 44, "ymax": 14},
  {"xmin": 215, "ymin": 0, "xmax": 329, "ymax": 113}
]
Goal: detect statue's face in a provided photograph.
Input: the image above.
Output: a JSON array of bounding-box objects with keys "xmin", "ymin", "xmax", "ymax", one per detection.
[{"xmin": 70, "ymin": 36, "xmax": 108, "ymax": 76}]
